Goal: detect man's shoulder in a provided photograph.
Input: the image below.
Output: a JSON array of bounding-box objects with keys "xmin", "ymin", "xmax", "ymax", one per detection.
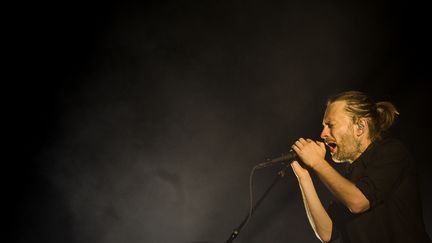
[
  {"xmin": 365, "ymin": 137, "xmax": 412, "ymax": 165},
  {"xmin": 376, "ymin": 137, "xmax": 405, "ymax": 150},
  {"xmin": 376, "ymin": 137, "xmax": 405, "ymax": 148}
]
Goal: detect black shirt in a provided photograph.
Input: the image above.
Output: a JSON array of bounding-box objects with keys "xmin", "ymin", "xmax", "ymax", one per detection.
[{"xmin": 327, "ymin": 137, "xmax": 431, "ymax": 243}]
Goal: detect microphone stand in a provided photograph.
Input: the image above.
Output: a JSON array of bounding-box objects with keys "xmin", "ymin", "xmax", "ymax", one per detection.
[{"xmin": 225, "ymin": 164, "xmax": 291, "ymax": 243}]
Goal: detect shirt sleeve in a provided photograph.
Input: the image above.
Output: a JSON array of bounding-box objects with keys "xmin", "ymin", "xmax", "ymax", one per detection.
[{"xmin": 354, "ymin": 139, "xmax": 411, "ymax": 208}]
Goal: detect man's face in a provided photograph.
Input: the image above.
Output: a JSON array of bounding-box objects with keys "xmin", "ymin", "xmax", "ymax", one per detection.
[{"xmin": 320, "ymin": 101, "xmax": 362, "ymax": 163}]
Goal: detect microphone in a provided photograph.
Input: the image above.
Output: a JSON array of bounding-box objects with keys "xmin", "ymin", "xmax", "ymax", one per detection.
[{"xmin": 255, "ymin": 150, "xmax": 299, "ymax": 169}]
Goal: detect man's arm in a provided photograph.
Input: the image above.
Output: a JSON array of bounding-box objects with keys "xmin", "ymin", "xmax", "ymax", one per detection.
[
  {"xmin": 291, "ymin": 161, "xmax": 333, "ymax": 242},
  {"xmin": 313, "ymin": 160, "xmax": 369, "ymax": 213},
  {"xmin": 292, "ymin": 138, "xmax": 370, "ymax": 214}
]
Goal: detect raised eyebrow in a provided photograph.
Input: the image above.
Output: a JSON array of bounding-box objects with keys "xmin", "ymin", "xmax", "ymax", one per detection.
[{"xmin": 322, "ymin": 121, "xmax": 333, "ymax": 127}]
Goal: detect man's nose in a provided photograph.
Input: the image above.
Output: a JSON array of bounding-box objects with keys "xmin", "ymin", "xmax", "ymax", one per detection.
[{"xmin": 320, "ymin": 127, "xmax": 329, "ymax": 139}]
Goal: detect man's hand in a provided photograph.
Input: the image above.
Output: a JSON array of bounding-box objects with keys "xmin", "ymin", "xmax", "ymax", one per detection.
[
  {"xmin": 292, "ymin": 138, "xmax": 326, "ymax": 169},
  {"xmin": 291, "ymin": 160, "xmax": 310, "ymax": 181}
]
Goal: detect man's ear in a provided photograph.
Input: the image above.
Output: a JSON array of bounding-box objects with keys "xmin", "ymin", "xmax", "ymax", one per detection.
[{"xmin": 355, "ymin": 118, "xmax": 367, "ymax": 136}]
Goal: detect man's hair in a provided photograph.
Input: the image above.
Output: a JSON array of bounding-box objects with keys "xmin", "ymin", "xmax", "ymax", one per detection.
[{"xmin": 327, "ymin": 91, "xmax": 399, "ymax": 141}]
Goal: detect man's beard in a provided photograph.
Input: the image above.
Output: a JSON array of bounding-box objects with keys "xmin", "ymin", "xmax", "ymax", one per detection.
[{"xmin": 332, "ymin": 132, "xmax": 362, "ymax": 163}]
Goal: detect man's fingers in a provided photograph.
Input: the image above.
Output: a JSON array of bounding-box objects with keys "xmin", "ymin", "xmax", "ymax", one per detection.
[
  {"xmin": 317, "ymin": 141, "xmax": 326, "ymax": 149},
  {"xmin": 291, "ymin": 144, "xmax": 299, "ymax": 153},
  {"xmin": 294, "ymin": 140, "xmax": 303, "ymax": 148},
  {"xmin": 290, "ymin": 160, "xmax": 301, "ymax": 170}
]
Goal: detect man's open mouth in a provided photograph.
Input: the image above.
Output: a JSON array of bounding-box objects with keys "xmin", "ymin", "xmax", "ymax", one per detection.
[{"xmin": 326, "ymin": 142, "xmax": 337, "ymax": 153}]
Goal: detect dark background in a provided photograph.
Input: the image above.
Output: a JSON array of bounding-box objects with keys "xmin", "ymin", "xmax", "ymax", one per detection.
[{"xmin": 13, "ymin": 1, "xmax": 431, "ymax": 242}]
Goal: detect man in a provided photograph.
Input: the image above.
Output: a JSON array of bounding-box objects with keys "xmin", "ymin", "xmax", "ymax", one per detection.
[{"xmin": 290, "ymin": 91, "xmax": 431, "ymax": 242}]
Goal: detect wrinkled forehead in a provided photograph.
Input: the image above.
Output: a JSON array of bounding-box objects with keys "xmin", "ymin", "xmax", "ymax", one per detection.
[{"xmin": 323, "ymin": 101, "xmax": 351, "ymax": 123}]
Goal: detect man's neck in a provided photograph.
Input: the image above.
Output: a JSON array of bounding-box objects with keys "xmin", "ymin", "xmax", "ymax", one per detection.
[{"xmin": 349, "ymin": 137, "xmax": 372, "ymax": 163}]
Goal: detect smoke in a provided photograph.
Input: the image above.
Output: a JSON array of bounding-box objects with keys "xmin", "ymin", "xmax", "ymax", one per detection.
[{"xmin": 23, "ymin": 1, "xmax": 431, "ymax": 243}]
